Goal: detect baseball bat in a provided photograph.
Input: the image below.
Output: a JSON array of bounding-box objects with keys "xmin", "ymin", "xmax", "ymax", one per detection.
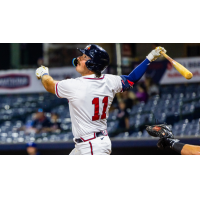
[{"xmin": 160, "ymin": 51, "xmax": 193, "ymax": 80}]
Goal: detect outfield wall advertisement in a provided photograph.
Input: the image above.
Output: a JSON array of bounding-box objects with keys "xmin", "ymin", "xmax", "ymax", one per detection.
[
  {"xmin": 0, "ymin": 57, "xmax": 200, "ymax": 94},
  {"xmin": 0, "ymin": 67, "xmax": 79, "ymax": 94},
  {"xmin": 160, "ymin": 57, "xmax": 200, "ymax": 85}
]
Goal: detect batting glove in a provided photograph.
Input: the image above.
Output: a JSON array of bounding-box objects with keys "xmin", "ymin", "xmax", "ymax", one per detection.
[
  {"xmin": 146, "ymin": 46, "xmax": 167, "ymax": 62},
  {"xmin": 36, "ymin": 66, "xmax": 49, "ymax": 80}
]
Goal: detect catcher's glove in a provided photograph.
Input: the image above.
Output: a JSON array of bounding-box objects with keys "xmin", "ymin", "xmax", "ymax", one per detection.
[{"xmin": 146, "ymin": 124, "xmax": 174, "ymax": 139}]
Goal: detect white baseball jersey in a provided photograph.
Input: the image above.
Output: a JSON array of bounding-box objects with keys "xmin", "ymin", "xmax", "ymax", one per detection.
[{"xmin": 55, "ymin": 74, "xmax": 122, "ymax": 138}]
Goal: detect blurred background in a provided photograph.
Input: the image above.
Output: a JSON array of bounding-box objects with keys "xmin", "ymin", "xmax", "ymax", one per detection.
[{"xmin": 1, "ymin": 43, "xmax": 200, "ymax": 155}]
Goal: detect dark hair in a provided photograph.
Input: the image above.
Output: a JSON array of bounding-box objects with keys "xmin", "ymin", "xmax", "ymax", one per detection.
[
  {"xmin": 87, "ymin": 62, "xmax": 102, "ymax": 78},
  {"xmin": 94, "ymin": 71, "xmax": 101, "ymax": 78}
]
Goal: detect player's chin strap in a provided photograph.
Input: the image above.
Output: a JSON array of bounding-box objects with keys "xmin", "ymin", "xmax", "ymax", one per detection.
[{"xmin": 72, "ymin": 58, "xmax": 78, "ymax": 67}]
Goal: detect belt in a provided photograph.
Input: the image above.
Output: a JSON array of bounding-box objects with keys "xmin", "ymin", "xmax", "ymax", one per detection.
[{"xmin": 75, "ymin": 132, "xmax": 105, "ymax": 144}]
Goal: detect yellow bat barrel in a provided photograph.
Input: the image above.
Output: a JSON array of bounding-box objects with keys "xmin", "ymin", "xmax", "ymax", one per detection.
[
  {"xmin": 160, "ymin": 51, "xmax": 193, "ymax": 80},
  {"xmin": 172, "ymin": 60, "xmax": 193, "ymax": 80}
]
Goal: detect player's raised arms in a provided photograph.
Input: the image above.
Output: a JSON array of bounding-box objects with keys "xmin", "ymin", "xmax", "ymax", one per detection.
[
  {"xmin": 35, "ymin": 66, "xmax": 59, "ymax": 94},
  {"xmin": 41, "ymin": 75, "xmax": 59, "ymax": 95},
  {"xmin": 120, "ymin": 47, "xmax": 166, "ymax": 91},
  {"xmin": 35, "ymin": 44, "xmax": 166, "ymax": 155}
]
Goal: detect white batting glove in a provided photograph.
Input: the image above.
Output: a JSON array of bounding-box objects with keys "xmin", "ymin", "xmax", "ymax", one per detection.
[
  {"xmin": 146, "ymin": 46, "xmax": 167, "ymax": 62},
  {"xmin": 35, "ymin": 66, "xmax": 49, "ymax": 80}
]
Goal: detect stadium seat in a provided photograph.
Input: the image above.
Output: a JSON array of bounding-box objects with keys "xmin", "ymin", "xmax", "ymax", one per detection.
[{"xmin": 1, "ymin": 83, "xmax": 200, "ymax": 143}]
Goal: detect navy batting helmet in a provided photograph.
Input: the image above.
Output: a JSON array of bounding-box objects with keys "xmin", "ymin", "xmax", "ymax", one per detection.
[{"xmin": 72, "ymin": 44, "xmax": 110, "ymax": 73}]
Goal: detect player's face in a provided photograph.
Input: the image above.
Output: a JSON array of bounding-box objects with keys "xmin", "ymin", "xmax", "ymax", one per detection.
[{"xmin": 76, "ymin": 54, "xmax": 91, "ymax": 75}]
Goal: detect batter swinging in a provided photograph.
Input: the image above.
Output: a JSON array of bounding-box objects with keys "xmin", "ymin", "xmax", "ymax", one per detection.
[{"xmin": 36, "ymin": 44, "xmax": 166, "ymax": 155}]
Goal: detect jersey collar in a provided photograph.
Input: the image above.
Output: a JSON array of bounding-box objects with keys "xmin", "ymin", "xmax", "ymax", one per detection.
[{"xmin": 82, "ymin": 74, "xmax": 105, "ymax": 80}]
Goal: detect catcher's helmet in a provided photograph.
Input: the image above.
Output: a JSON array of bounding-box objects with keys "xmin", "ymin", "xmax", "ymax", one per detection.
[{"xmin": 72, "ymin": 44, "xmax": 110, "ymax": 73}]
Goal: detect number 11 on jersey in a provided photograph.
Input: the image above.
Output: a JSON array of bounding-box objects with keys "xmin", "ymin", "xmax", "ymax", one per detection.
[{"xmin": 92, "ymin": 96, "xmax": 108, "ymax": 121}]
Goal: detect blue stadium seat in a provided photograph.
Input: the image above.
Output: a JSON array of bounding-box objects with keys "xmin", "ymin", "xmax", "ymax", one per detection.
[
  {"xmin": 129, "ymin": 132, "xmax": 138, "ymax": 138},
  {"xmin": 1, "ymin": 83, "xmax": 200, "ymax": 144},
  {"xmin": 114, "ymin": 132, "xmax": 130, "ymax": 139}
]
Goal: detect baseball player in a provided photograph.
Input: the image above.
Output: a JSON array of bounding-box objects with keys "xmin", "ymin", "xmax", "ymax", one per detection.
[
  {"xmin": 36, "ymin": 44, "xmax": 166, "ymax": 155},
  {"xmin": 146, "ymin": 124, "xmax": 200, "ymax": 155}
]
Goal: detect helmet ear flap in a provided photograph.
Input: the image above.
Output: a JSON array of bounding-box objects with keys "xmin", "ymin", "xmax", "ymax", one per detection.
[
  {"xmin": 85, "ymin": 60, "xmax": 94, "ymax": 71},
  {"xmin": 86, "ymin": 60, "xmax": 102, "ymax": 73},
  {"xmin": 86, "ymin": 59, "xmax": 102, "ymax": 78}
]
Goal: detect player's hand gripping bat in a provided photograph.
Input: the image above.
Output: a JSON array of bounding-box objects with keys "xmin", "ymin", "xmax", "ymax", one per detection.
[{"xmin": 159, "ymin": 50, "xmax": 193, "ymax": 80}]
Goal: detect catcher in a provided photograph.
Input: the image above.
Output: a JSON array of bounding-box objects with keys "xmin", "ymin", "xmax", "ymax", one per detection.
[{"xmin": 146, "ymin": 124, "xmax": 200, "ymax": 155}]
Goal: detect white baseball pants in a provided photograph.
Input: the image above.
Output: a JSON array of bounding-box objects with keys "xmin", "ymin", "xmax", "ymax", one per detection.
[{"xmin": 69, "ymin": 136, "xmax": 112, "ymax": 155}]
